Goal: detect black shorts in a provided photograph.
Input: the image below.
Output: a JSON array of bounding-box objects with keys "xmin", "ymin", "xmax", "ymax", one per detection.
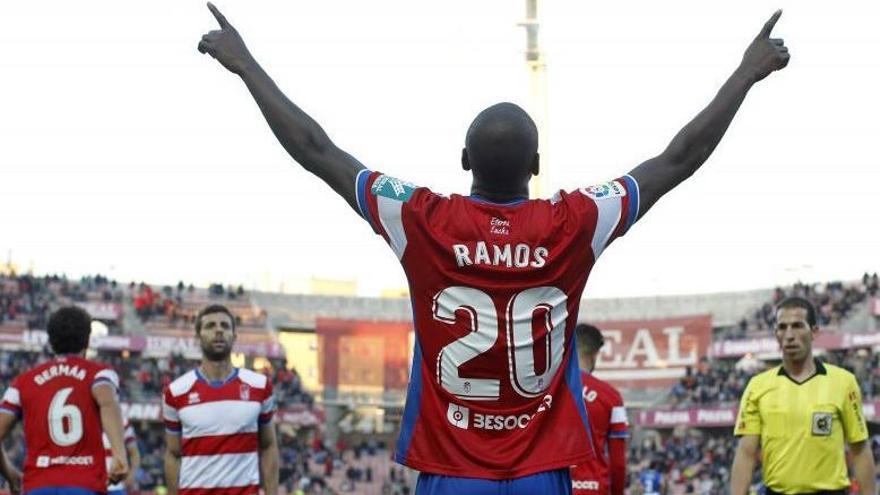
[{"xmin": 765, "ymin": 488, "xmax": 846, "ymax": 495}]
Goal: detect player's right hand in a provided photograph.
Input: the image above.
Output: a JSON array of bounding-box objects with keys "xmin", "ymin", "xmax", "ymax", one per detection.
[
  {"xmin": 739, "ymin": 10, "xmax": 790, "ymax": 82},
  {"xmin": 198, "ymin": 3, "xmax": 254, "ymax": 75},
  {"xmin": 3, "ymin": 467, "xmax": 22, "ymax": 495},
  {"xmin": 108, "ymin": 456, "xmax": 130, "ymax": 485}
]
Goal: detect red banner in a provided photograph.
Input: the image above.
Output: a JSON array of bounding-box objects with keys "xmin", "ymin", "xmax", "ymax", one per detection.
[
  {"xmin": 589, "ymin": 315, "xmax": 713, "ymax": 388},
  {"xmin": 316, "ymin": 319, "xmax": 411, "ymax": 392},
  {"xmin": 636, "ymin": 406, "xmax": 738, "ymax": 428},
  {"xmin": 635, "ymin": 401, "xmax": 880, "ymax": 428}
]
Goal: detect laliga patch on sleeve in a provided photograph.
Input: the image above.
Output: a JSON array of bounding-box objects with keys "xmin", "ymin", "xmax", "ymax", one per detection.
[
  {"xmin": 811, "ymin": 412, "xmax": 833, "ymax": 436},
  {"xmin": 371, "ymin": 174, "xmax": 417, "ymax": 202},
  {"xmin": 580, "ymin": 180, "xmax": 627, "ymax": 200}
]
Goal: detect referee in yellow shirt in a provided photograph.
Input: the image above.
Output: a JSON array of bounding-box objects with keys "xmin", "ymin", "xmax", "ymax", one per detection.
[{"xmin": 730, "ymin": 296, "xmax": 876, "ymax": 495}]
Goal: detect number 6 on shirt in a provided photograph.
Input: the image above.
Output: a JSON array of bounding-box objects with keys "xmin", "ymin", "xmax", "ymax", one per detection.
[{"xmin": 48, "ymin": 387, "xmax": 84, "ymax": 446}]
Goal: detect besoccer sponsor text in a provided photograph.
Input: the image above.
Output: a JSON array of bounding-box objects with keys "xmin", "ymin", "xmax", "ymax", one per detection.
[
  {"xmin": 446, "ymin": 395, "xmax": 553, "ymax": 431},
  {"xmin": 572, "ymin": 480, "xmax": 601, "ymax": 491},
  {"xmin": 36, "ymin": 455, "xmax": 94, "ymax": 467}
]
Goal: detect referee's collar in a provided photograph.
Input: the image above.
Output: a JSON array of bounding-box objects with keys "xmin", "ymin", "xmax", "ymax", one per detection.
[{"xmin": 777, "ymin": 358, "xmax": 826, "ymax": 384}]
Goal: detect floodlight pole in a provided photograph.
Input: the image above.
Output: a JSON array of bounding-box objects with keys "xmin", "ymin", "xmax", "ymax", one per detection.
[{"xmin": 521, "ymin": 0, "xmax": 548, "ymax": 199}]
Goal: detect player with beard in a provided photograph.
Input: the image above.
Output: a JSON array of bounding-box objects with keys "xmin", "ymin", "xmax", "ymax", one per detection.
[{"xmin": 163, "ymin": 304, "xmax": 279, "ymax": 495}]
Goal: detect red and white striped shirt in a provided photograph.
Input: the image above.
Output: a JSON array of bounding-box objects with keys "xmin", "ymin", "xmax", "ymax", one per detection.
[
  {"xmin": 163, "ymin": 368, "xmax": 275, "ymax": 495},
  {"xmin": 103, "ymin": 419, "xmax": 137, "ymax": 492}
]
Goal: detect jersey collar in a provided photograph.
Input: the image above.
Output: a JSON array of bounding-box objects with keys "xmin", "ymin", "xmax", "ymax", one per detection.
[
  {"xmin": 777, "ymin": 358, "xmax": 826, "ymax": 385},
  {"xmin": 466, "ymin": 194, "xmax": 528, "ymax": 206},
  {"xmin": 195, "ymin": 367, "xmax": 239, "ymax": 388}
]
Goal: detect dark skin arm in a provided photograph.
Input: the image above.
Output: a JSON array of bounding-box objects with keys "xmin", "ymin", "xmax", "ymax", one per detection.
[
  {"xmin": 629, "ymin": 10, "xmax": 790, "ymax": 219},
  {"xmin": 198, "ymin": 3, "xmax": 365, "ymax": 213},
  {"xmin": 0, "ymin": 414, "xmax": 22, "ymax": 495}
]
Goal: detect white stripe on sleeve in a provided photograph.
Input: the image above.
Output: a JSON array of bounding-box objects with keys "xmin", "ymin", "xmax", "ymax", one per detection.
[
  {"xmin": 94, "ymin": 369, "xmax": 120, "ymax": 389},
  {"xmin": 591, "ymin": 197, "xmax": 623, "ymax": 259},
  {"xmin": 377, "ymin": 196, "xmax": 408, "ymax": 259},
  {"xmin": 2, "ymin": 387, "xmax": 20, "ymax": 407},
  {"xmin": 610, "ymin": 406, "xmax": 629, "ymax": 425},
  {"xmin": 261, "ymin": 394, "xmax": 276, "ymax": 415},
  {"xmin": 163, "ymin": 399, "xmax": 179, "ymax": 422}
]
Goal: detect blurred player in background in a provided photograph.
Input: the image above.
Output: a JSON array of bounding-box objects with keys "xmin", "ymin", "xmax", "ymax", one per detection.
[
  {"xmin": 163, "ymin": 304, "xmax": 278, "ymax": 495},
  {"xmin": 638, "ymin": 462, "xmax": 665, "ymax": 495},
  {"xmin": 104, "ymin": 419, "xmax": 140, "ymax": 495},
  {"xmin": 570, "ymin": 324, "xmax": 627, "ymax": 495},
  {"xmin": 0, "ymin": 306, "xmax": 129, "ymax": 495},
  {"xmin": 198, "ymin": 4, "xmax": 789, "ymax": 493}
]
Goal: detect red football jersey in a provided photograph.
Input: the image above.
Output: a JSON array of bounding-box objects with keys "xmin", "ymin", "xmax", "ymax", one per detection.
[
  {"xmin": 355, "ymin": 170, "xmax": 639, "ymax": 479},
  {"xmin": 0, "ymin": 356, "xmax": 119, "ymax": 493},
  {"xmin": 571, "ymin": 371, "xmax": 629, "ymax": 494}
]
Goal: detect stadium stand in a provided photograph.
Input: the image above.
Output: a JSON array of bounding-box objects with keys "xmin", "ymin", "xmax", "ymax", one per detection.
[{"xmin": 3, "ymin": 270, "xmax": 880, "ymax": 493}]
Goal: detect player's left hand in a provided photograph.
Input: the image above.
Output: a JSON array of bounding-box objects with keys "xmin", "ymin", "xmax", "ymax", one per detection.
[
  {"xmin": 739, "ymin": 10, "xmax": 790, "ymax": 82},
  {"xmin": 198, "ymin": 3, "xmax": 254, "ymax": 75},
  {"xmin": 108, "ymin": 456, "xmax": 129, "ymax": 485},
  {"xmin": 4, "ymin": 467, "xmax": 22, "ymax": 495},
  {"xmin": 124, "ymin": 473, "xmax": 138, "ymax": 492}
]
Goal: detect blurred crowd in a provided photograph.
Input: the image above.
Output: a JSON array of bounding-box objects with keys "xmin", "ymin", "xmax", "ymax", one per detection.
[
  {"xmin": 627, "ymin": 432, "xmax": 742, "ymax": 494},
  {"xmin": 0, "ymin": 273, "xmax": 122, "ymax": 330},
  {"xmin": 669, "ymin": 346, "xmax": 880, "ymax": 407},
  {"xmin": 669, "ymin": 359, "xmax": 751, "ymax": 406},
  {"xmin": 727, "ymin": 273, "xmax": 879, "ymax": 339}
]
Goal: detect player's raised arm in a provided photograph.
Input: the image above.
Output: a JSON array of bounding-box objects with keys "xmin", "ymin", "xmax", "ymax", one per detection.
[
  {"xmin": 198, "ymin": 3, "xmax": 366, "ymax": 212},
  {"xmin": 628, "ymin": 10, "xmax": 789, "ymax": 219}
]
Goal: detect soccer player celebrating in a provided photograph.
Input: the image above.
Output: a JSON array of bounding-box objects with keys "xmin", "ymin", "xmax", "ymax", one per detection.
[
  {"xmin": 163, "ymin": 304, "xmax": 279, "ymax": 495},
  {"xmin": 570, "ymin": 324, "xmax": 627, "ymax": 495},
  {"xmin": 103, "ymin": 419, "xmax": 140, "ymax": 495},
  {"xmin": 198, "ymin": 5, "xmax": 789, "ymax": 493},
  {"xmin": 0, "ymin": 306, "xmax": 129, "ymax": 495}
]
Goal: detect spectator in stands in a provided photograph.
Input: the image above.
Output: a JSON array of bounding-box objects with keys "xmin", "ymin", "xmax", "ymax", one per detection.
[{"xmin": 732, "ymin": 278, "xmax": 872, "ymax": 336}]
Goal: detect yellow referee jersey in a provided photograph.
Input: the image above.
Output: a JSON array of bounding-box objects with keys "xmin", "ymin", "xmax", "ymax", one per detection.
[{"xmin": 734, "ymin": 360, "xmax": 868, "ymax": 493}]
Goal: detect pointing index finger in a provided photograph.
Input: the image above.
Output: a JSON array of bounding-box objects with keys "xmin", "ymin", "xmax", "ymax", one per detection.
[
  {"xmin": 207, "ymin": 2, "xmax": 230, "ymax": 29},
  {"xmin": 759, "ymin": 9, "xmax": 782, "ymax": 39}
]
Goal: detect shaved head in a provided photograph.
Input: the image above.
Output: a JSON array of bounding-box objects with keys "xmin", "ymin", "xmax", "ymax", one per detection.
[{"xmin": 463, "ymin": 102, "xmax": 539, "ymax": 199}]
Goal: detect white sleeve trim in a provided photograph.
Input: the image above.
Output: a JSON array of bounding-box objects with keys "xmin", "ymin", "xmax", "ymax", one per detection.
[
  {"xmin": 94, "ymin": 369, "xmax": 120, "ymax": 389},
  {"xmin": 610, "ymin": 406, "xmax": 629, "ymax": 425},
  {"xmin": 261, "ymin": 394, "xmax": 276, "ymax": 414},
  {"xmin": 162, "ymin": 399, "xmax": 179, "ymax": 422},
  {"xmin": 1, "ymin": 387, "xmax": 20, "ymax": 406},
  {"xmin": 377, "ymin": 195, "xmax": 408, "ymax": 259}
]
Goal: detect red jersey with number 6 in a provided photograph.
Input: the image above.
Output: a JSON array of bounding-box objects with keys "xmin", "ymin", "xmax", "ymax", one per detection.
[
  {"xmin": 355, "ymin": 170, "xmax": 640, "ymax": 479},
  {"xmin": 0, "ymin": 356, "xmax": 119, "ymax": 493}
]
